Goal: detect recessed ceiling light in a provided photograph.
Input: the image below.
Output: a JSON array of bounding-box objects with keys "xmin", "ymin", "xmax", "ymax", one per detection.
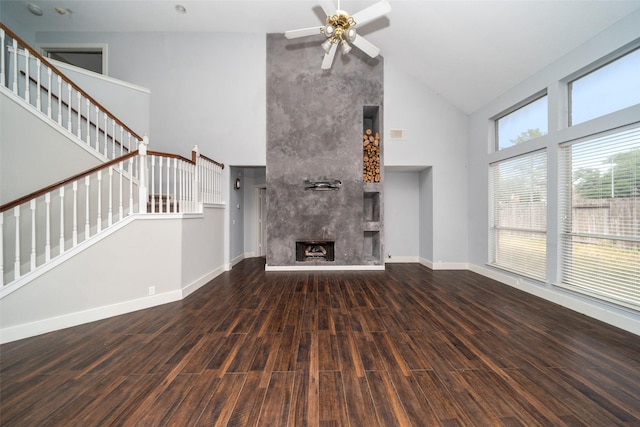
[
  {"xmin": 55, "ymin": 7, "xmax": 67, "ymax": 15},
  {"xmin": 27, "ymin": 3, "xmax": 43, "ymax": 16},
  {"xmin": 175, "ymin": 4, "xmax": 187, "ymax": 14}
]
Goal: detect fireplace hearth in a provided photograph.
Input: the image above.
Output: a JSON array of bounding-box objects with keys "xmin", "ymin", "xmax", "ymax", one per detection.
[{"xmin": 296, "ymin": 241, "xmax": 335, "ymax": 262}]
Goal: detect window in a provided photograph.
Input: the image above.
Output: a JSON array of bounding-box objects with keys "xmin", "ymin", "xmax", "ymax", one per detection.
[
  {"xmin": 569, "ymin": 47, "xmax": 640, "ymax": 126},
  {"xmin": 496, "ymin": 94, "xmax": 548, "ymax": 151},
  {"xmin": 490, "ymin": 150, "xmax": 547, "ymax": 281},
  {"xmin": 560, "ymin": 125, "xmax": 640, "ymax": 309}
]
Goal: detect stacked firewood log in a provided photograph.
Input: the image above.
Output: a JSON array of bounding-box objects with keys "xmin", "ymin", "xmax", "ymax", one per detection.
[{"xmin": 363, "ymin": 129, "xmax": 380, "ymax": 183}]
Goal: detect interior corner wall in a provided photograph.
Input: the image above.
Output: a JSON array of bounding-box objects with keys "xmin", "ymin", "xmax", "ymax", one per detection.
[
  {"xmin": 384, "ymin": 171, "xmax": 420, "ymax": 260},
  {"xmin": 229, "ymin": 166, "xmax": 245, "ymax": 263},
  {"xmin": 384, "ymin": 62, "xmax": 468, "ymax": 266},
  {"xmin": 419, "ymin": 167, "xmax": 434, "ymax": 263}
]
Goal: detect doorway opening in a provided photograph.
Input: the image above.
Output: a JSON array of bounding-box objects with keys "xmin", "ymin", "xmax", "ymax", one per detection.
[{"xmin": 39, "ymin": 44, "xmax": 107, "ymax": 74}]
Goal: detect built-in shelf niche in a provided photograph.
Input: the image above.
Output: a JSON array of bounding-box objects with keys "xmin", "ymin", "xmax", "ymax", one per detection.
[
  {"xmin": 363, "ymin": 106, "xmax": 381, "ymax": 184},
  {"xmin": 364, "ymin": 191, "xmax": 380, "ymax": 223},
  {"xmin": 363, "ymin": 231, "xmax": 381, "ymax": 262}
]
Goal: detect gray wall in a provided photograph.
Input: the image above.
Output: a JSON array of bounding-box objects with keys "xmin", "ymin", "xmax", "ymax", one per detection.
[{"xmin": 266, "ymin": 34, "xmax": 383, "ymax": 267}]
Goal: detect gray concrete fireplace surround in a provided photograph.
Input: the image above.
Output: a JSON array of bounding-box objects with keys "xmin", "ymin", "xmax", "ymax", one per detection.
[{"xmin": 266, "ymin": 34, "xmax": 384, "ymax": 270}]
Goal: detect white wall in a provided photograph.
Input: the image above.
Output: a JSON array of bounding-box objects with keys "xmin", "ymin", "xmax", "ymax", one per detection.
[
  {"xmin": 467, "ymin": 10, "xmax": 640, "ymax": 334},
  {"xmin": 0, "ymin": 207, "xmax": 227, "ymax": 343},
  {"xmin": 384, "ymin": 63, "xmax": 469, "ymax": 267},
  {"xmin": 229, "ymin": 166, "xmax": 245, "ymax": 263},
  {"xmin": 49, "ymin": 60, "xmax": 151, "ymax": 137},
  {"xmin": 384, "ymin": 170, "xmax": 420, "ymax": 262},
  {"xmin": 0, "ymin": 89, "xmax": 104, "ymax": 203},
  {"xmin": 36, "ymin": 31, "xmax": 266, "ymax": 166}
]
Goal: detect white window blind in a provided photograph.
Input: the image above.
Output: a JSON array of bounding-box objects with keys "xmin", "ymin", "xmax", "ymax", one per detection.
[
  {"xmin": 490, "ymin": 150, "xmax": 547, "ymax": 281},
  {"xmin": 560, "ymin": 126, "xmax": 640, "ymax": 309}
]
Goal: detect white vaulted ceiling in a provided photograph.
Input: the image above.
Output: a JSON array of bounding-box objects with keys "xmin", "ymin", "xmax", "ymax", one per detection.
[{"xmin": 2, "ymin": 0, "xmax": 640, "ymax": 114}]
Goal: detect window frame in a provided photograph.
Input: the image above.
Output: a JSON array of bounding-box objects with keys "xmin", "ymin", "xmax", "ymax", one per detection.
[
  {"xmin": 493, "ymin": 90, "xmax": 548, "ymax": 152},
  {"xmin": 567, "ymin": 42, "xmax": 640, "ymax": 127}
]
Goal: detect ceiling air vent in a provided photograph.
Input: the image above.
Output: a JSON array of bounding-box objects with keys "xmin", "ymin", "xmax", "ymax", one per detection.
[{"xmin": 389, "ymin": 129, "xmax": 406, "ymax": 140}]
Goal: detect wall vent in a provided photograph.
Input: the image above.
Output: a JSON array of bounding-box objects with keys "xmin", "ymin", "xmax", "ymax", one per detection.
[{"xmin": 389, "ymin": 129, "xmax": 406, "ymax": 140}]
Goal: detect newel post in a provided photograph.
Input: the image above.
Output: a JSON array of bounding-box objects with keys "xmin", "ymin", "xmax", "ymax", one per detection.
[
  {"xmin": 192, "ymin": 145, "xmax": 201, "ymax": 210},
  {"xmin": 138, "ymin": 136, "xmax": 149, "ymax": 214}
]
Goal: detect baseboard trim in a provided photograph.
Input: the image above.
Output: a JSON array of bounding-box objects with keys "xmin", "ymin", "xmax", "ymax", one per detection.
[
  {"xmin": 0, "ymin": 290, "xmax": 182, "ymax": 344},
  {"xmin": 265, "ymin": 264, "xmax": 385, "ymax": 272},
  {"xmin": 418, "ymin": 258, "xmax": 469, "ymax": 270},
  {"xmin": 181, "ymin": 265, "xmax": 227, "ymax": 299},
  {"xmin": 469, "ymin": 263, "xmax": 640, "ymax": 336},
  {"xmin": 385, "ymin": 256, "xmax": 419, "ymax": 263}
]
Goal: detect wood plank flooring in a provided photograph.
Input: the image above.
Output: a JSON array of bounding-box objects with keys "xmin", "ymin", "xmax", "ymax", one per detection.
[{"xmin": 1, "ymin": 258, "xmax": 640, "ymax": 426}]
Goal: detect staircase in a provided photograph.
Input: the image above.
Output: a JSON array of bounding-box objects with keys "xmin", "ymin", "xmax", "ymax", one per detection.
[{"xmin": 0, "ymin": 24, "xmax": 227, "ymax": 343}]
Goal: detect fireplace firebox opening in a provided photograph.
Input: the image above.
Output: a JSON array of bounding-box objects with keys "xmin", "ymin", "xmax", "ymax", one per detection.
[{"xmin": 296, "ymin": 241, "xmax": 335, "ymax": 262}]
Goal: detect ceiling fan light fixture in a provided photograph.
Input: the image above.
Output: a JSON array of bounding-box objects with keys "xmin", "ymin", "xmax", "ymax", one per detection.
[
  {"xmin": 346, "ymin": 28, "xmax": 357, "ymax": 43},
  {"xmin": 321, "ymin": 38, "xmax": 334, "ymax": 53},
  {"xmin": 340, "ymin": 40, "xmax": 351, "ymax": 55}
]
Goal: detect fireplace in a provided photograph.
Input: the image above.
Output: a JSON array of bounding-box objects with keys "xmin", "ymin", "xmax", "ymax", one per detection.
[{"xmin": 296, "ymin": 241, "xmax": 335, "ymax": 262}]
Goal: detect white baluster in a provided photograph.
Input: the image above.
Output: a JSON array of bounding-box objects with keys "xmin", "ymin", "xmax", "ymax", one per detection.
[
  {"xmin": 59, "ymin": 187, "xmax": 65, "ymax": 254},
  {"xmin": 150, "ymin": 155, "xmax": 156, "ymax": 213},
  {"xmin": 30, "ymin": 199, "xmax": 36, "ymax": 270},
  {"xmin": 85, "ymin": 176, "xmax": 91, "ymax": 238},
  {"xmin": 86, "ymin": 97, "xmax": 91, "ymax": 147},
  {"xmin": 108, "ymin": 167, "xmax": 113, "ymax": 226},
  {"xmin": 119, "ymin": 161, "xmax": 124, "ymax": 220},
  {"xmin": 0, "ymin": 212, "xmax": 4, "ymax": 286},
  {"xmin": 57, "ymin": 77, "xmax": 63, "ymax": 125},
  {"xmin": 76, "ymin": 92, "xmax": 82, "ymax": 138},
  {"xmin": 67, "ymin": 83, "xmax": 72, "ymax": 131},
  {"xmin": 104, "ymin": 110, "xmax": 108, "ymax": 157},
  {"xmin": 111, "ymin": 120, "xmax": 116, "ymax": 156},
  {"xmin": 24, "ymin": 49, "xmax": 30, "ymax": 103},
  {"xmin": 72, "ymin": 181, "xmax": 78, "ymax": 246},
  {"xmin": 0, "ymin": 28, "xmax": 5, "ymax": 88},
  {"xmin": 97, "ymin": 170, "xmax": 102, "ymax": 232},
  {"xmin": 36, "ymin": 57, "xmax": 41, "ymax": 111},
  {"xmin": 138, "ymin": 136, "xmax": 149, "ymax": 214},
  {"xmin": 12, "ymin": 38, "xmax": 18, "ymax": 93},
  {"xmin": 14, "ymin": 206, "xmax": 21, "ymax": 279},
  {"xmin": 173, "ymin": 158, "xmax": 178, "ymax": 213},
  {"xmin": 158, "ymin": 156, "xmax": 164, "ymax": 213},
  {"xmin": 129, "ymin": 157, "xmax": 134, "ymax": 215},
  {"xmin": 47, "ymin": 68, "xmax": 52, "ymax": 118},
  {"xmin": 165, "ymin": 157, "xmax": 170, "ymax": 212},
  {"xmin": 45, "ymin": 193, "xmax": 51, "ymax": 261}
]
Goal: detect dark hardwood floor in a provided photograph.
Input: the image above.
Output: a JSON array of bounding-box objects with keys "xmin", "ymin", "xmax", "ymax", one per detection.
[{"xmin": 1, "ymin": 258, "xmax": 640, "ymax": 426}]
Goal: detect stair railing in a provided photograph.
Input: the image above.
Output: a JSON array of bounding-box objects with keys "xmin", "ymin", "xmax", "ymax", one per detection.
[
  {"xmin": 0, "ymin": 23, "xmax": 142, "ymax": 159},
  {"xmin": 1, "ymin": 140, "xmax": 224, "ymax": 289}
]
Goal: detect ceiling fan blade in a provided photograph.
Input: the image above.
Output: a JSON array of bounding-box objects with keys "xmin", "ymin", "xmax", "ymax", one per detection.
[
  {"xmin": 319, "ymin": 0, "xmax": 337, "ymax": 17},
  {"xmin": 285, "ymin": 26, "xmax": 323, "ymax": 39},
  {"xmin": 351, "ymin": 0, "xmax": 391, "ymax": 27},
  {"xmin": 351, "ymin": 34, "xmax": 381, "ymax": 58},
  {"xmin": 321, "ymin": 42, "xmax": 338, "ymax": 69}
]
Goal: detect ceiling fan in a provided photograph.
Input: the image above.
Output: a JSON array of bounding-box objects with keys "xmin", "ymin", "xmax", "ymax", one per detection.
[{"xmin": 284, "ymin": 0, "xmax": 391, "ymax": 70}]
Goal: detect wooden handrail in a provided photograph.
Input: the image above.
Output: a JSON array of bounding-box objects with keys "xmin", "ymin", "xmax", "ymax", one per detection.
[
  {"xmin": 200, "ymin": 153, "xmax": 225, "ymax": 169},
  {"xmin": 0, "ymin": 151, "xmax": 139, "ymax": 213},
  {"xmin": 1, "ymin": 23, "xmax": 143, "ymax": 142},
  {"xmin": 147, "ymin": 150, "xmax": 194, "ymax": 164}
]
